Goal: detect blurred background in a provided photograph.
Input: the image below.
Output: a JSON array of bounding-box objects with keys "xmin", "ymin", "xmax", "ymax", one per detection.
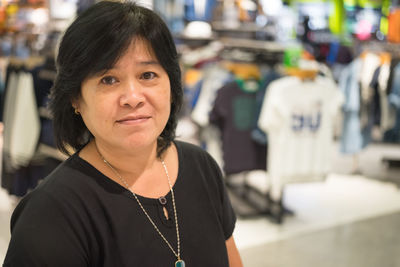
[{"xmin": 0, "ymin": 0, "xmax": 400, "ymax": 266}]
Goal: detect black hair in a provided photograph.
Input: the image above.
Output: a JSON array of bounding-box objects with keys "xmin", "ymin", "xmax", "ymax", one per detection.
[{"xmin": 49, "ymin": 0, "xmax": 183, "ymax": 157}]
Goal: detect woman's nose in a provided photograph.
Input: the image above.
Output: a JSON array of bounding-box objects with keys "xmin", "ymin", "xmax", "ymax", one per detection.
[{"xmin": 119, "ymin": 80, "xmax": 145, "ymax": 108}]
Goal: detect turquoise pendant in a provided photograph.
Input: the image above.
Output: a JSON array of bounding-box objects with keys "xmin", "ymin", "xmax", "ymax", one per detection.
[{"xmin": 175, "ymin": 259, "xmax": 185, "ymax": 267}]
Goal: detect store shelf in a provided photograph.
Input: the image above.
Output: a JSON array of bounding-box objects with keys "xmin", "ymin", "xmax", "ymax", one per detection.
[
  {"xmin": 382, "ymin": 157, "xmax": 400, "ymax": 169},
  {"xmin": 219, "ymin": 37, "xmax": 284, "ymax": 52},
  {"xmin": 212, "ymin": 21, "xmax": 272, "ymax": 33}
]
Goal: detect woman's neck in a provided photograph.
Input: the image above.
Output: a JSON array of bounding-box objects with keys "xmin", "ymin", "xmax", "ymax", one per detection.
[
  {"xmin": 79, "ymin": 138, "xmax": 178, "ymax": 198},
  {"xmin": 82, "ymin": 139, "xmax": 161, "ymax": 182}
]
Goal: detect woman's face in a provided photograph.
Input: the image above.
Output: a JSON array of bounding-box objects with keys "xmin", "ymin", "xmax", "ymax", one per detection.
[{"xmin": 75, "ymin": 39, "xmax": 171, "ymax": 154}]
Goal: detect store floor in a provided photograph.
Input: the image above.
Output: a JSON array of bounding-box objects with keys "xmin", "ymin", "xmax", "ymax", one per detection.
[
  {"xmin": 240, "ymin": 211, "xmax": 400, "ymax": 267},
  {"xmin": 232, "ymin": 172, "xmax": 400, "ymax": 266},
  {"xmin": 233, "ymin": 143, "xmax": 400, "ymax": 267},
  {"xmin": 1, "ymin": 143, "xmax": 400, "ymax": 266}
]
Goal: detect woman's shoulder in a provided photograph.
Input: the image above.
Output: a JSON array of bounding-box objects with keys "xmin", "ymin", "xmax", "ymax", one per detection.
[
  {"xmin": 174, "ymin": 140, "xmax": 212, "ymax": 160},
  {"xmin": 15, "ymin": 153, "xmax": 110, "ymax": 215},
  {"xmin": 174, "ymin": 140, "xmax": 222, "ymax": 178},
  {"xmin": 34, "ymin": 153, "xmax": 96, "ymax": 193},
  {"xmin": 13, "ymin": 155, "xmax": 89, "ymax": 207},
  {"xmin": 5, "ymin": 161, "xmax": 93, "ymax": 266},
  {"xmin": 9, "ymin": 153, "xmax": 112, "ymax": 239},
  {"xmin": 174, "ymin": 140, "xmax": 203, "ymax": 152}
]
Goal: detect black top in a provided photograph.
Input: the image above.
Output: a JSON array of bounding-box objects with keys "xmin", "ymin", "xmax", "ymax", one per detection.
[
  {"xmin": 4, "ymin": 141, "xmax": 236, "ymax": 267},
  {"xmin": 209, "ymin": 81, "xmax": 267, "ymax": 174}
]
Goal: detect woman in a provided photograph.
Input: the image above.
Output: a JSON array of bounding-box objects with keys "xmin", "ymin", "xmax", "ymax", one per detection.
[{"xmin": 3, "ymin": 1, "xmax": 242, "ymax": 266}]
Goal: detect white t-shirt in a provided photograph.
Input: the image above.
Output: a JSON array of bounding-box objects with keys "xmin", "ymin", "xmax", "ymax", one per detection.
[{"xmin": 258, "ymin": 76, "xmax": 344, "ymax": 200}]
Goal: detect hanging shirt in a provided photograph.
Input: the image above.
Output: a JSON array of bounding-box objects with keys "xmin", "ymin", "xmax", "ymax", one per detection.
[
  {"xmin": 338, "ymin": 58, "xmax": 363, "ymax": 154},
  {"xmin": 184, "ymin": 0, "xmax": 216, "ymax": 21},
  {"xmin": 3, "ymin": 71, "xmax": 40, "ymax": 169},
  {"xmin": 359, "ymin": 53, "xmax": 381, "ymax": 130},
  {"xmin": 251, "ymin": 69, "xmax": 282, "ymax": 145},
  {"xmin": 10, "ymin": 72, "xmax": 40, "ymax": 167},
  {"xmin": 258, "ymin": 76, "xmax": 343, "ymax": 200},
  {"xmin": 384, "ymin": 62, "xmax": 400, "ymax": 143},
  {"xmin": 378, "ymin": 61, "xmax": 395, "ymax": 132},
  {"xmin": 209, "ymin": 81, "xmax": 267, "ymax": 175},
  {"xmin": 191, "ymin": 65, "xmax": 232, "ymax": 127}
]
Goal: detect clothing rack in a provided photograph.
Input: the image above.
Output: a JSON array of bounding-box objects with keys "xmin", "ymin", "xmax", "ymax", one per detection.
[
  {"xmin": 382, "ymin": 157, "xmax": 400, "ymax": 168},
  {"xmin": 346, "ymin": 44, "xmax": 400, "ymax": 172},
  {"xmin": 218, "ymin": 37, "xmax": 284, "ymax": 67},
  {"xmin": 1, "ymin": 54, "xmax": 61, "ymax": 197},
  {"xmin": 225, "ymin": 173, "xmax": 293, "ymax": 224},
  {"xmin": 359, "ymin": 41, "xmax": 400, "ymax": 57},
  {"xmin": 364, "ymin": 42, "xmax": 400, "ymax": 169},
  {"xmin": 200, "ymin": 52, "xmax": 296, "ymax": 224},
  {"xmin": 381, "ymin": 147, "xmax": 400, "ymax": 170}
]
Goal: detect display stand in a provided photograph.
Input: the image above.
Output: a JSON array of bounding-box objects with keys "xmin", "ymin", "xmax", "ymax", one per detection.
[
  {"xmin": 225, "ymin": 174, "xmax": 294, "ymax": 224},
  {"xmin": 382, "ymin": 157, "xmax": 400, "ymax": 168}
]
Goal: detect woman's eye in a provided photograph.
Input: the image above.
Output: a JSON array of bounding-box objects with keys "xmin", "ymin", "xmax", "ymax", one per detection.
[
  {"xmin": 141, "ymin": 72, "xmax": 157, "ymax": 80},
  {"xmin": 100, "ymin": 76, "xmax": 118, "ymax": 85}
]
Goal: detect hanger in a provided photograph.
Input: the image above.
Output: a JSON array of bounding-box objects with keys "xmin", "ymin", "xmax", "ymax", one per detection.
[
  {"xmin": 285, "ymin": 57, "xmax": 318, "ymax": 81},
  {"xmin": 379, "ymin": 52, "xmax": 391, "ymax": 65},
  {"xmin": 359, "ymin": 50, "xmax": 369, "ymax": 59},
  {"xmin": 8, "ymin": 55, "xmax": 45, "ymax": 69},
  {"xmin": 223, "ymin": 61, "xmax": 261, "ymax": 81},
  {"xmin": 25, "ymin": 55, "xmax": 45, "ymax": 70},
  {"xmin": 285, "ymin": 67, "xmax": 318, "ymax": 81},
  {"xmin": 184, "ymin": 68, "xmax": 203, "ymax": 87},
  {"xmin": 282, "ymin": 49, "xmax": 318, "ymax": 81}
]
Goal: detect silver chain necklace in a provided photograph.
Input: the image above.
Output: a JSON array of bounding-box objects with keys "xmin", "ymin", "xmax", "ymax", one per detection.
[{"xmin": 95, "ymin": 145, "xmax": 185, "ymax": 267}]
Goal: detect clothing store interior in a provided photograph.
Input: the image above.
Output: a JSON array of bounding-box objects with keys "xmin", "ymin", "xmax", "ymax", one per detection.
[{"xmin": 1, "ymin": 0, "xmax": 400, "ymax": 266}]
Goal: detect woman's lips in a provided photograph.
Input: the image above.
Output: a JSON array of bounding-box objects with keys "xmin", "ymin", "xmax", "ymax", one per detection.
[{"xmin": 116, "ymin": 115, "xmax": 151, "ymax": 124}]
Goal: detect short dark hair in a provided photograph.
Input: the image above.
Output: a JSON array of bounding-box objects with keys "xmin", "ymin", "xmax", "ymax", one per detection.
[{"xmin": 49, "ymin": 0, "xmax": 183, "ymax": 157}]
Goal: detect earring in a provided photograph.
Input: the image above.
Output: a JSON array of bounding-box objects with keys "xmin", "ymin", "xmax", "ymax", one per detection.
[{"xmin": 74, "ymin": 108, "xmax": 80, "ymax": 115}]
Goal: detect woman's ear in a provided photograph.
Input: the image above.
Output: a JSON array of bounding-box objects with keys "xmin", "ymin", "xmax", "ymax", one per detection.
[{"xmin": 71, "ymin": 99, "xmax": 80, "ymax": 115}]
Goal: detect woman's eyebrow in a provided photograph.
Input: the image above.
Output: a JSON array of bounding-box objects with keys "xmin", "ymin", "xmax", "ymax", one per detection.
[
  {"xmin": 137, "ymin": 60, "xmax": 160, "ymax": 66},
  {"xmin": 110, "ymin": 60, "xmax": 160, "ymax": 70}
]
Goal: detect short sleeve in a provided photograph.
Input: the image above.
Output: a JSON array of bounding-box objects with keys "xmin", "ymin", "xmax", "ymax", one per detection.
[
  {"xmin": 326, "ymin": 78, "xmax": 345, "ymax": 116},
  {"xmin": 258, "ymin": 81, "xmax": 284, "ymax": 133},
  {"xmin": 389, "ymin": 64, "xmax": 400, "ymax": 108},
  {"xmin": 3, "ymin": 191, "xmax": 89, "ymax": 267},
  {"xmin": 191, "ymin": 66, "xmax": 231, "ymax": 127},
  {"xmin": 332, "ymin": 87, "xmax": 345, "ymax": 116},
  {"xmin": 209, "ymin": 86, "xmax": 228, "ymax": 129}
]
